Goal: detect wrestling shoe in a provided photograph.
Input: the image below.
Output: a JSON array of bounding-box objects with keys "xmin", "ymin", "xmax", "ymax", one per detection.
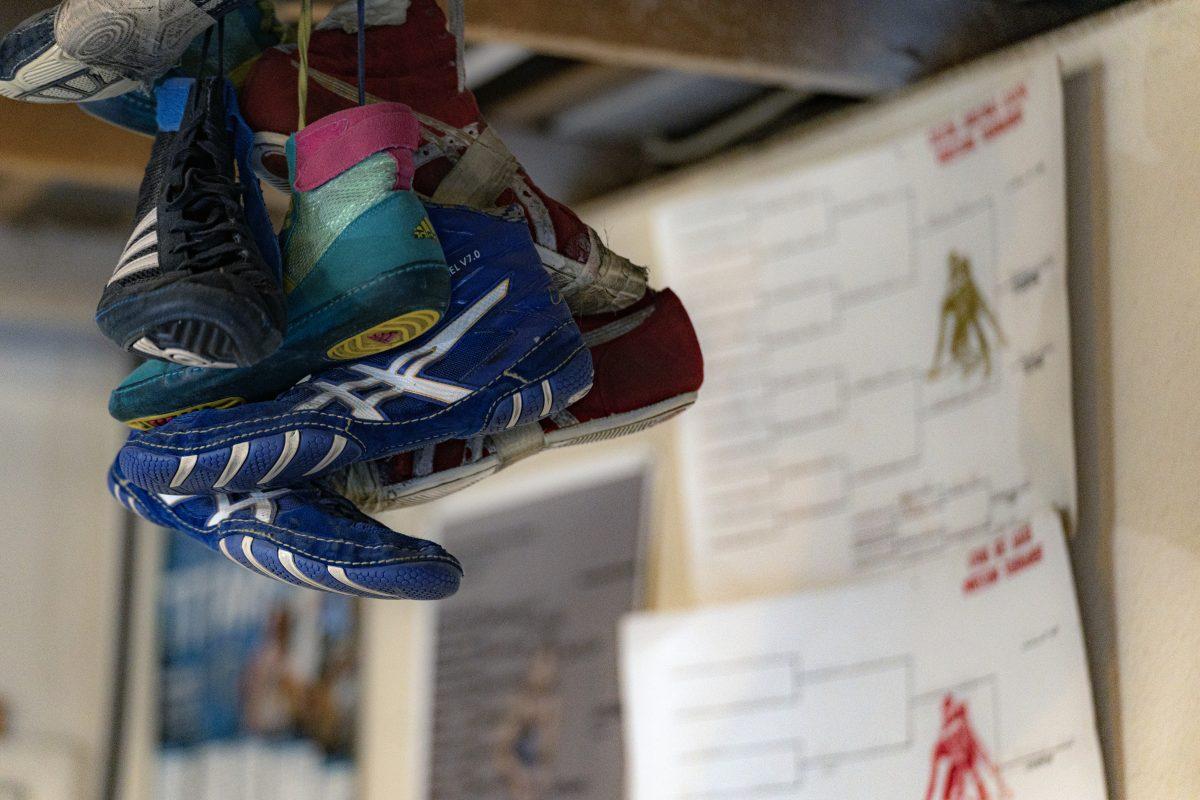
[
  {"xmin": 240, "ymin": 0, "xmax": 648, "ymax": 315},
  {"xmin": 117, "ymin": 204, "xmax": 593, "ymax": 494},
  {"xmin": 95, "ymin": 74, "xmax": 286, "ymax": 368},
  {"xmin": 78, "ymin": 0, "xmax": 286, "ymax": 136},
  {"xmin": 107, "ymin": 458, "xmax": 462, "ymax": 600},
  {"xmin": 109, "ymin": 101, "xmax": 451, "ymax": 429},
  {"xmin": 0, "ymin": 0, "xmax": 249, "ymax": 104},
  {"xmin": 335, "ymin": 289, "xmax": 704, "ymax": 510}
]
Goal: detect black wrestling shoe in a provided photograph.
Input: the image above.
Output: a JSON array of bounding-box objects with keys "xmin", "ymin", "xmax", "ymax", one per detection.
[{"xmin": 95, "ymin": 74, "xmax": 285, "ymax": 368}]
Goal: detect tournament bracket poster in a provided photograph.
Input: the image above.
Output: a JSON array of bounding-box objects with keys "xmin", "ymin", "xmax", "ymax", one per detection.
[{"xmin": 158, "ymin": 535, "xmax": 360, "ymax": 800}]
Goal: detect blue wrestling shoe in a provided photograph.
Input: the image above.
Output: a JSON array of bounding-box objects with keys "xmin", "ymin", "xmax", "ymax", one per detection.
[
  {"xmin": 117, "ymin": 205, "xmax": 594, "ymax": 494},
  {"xmin": 0, "ymin": 0, "xmax": 251, "ymax": 104},
  {"xmin": 108, "ymin": 458, "xmax": 462, "ymax": 600}
]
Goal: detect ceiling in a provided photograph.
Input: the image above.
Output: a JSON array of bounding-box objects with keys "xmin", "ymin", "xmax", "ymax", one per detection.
[{"xmin": 0, "ymin": 0, "xmax": 1125, "ymax": 232}]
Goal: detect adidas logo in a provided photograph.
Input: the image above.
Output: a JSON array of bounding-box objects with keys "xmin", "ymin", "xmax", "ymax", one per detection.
[
  {"xmin": 413, "ymin": 217, "xmax": 437, "ymax": 240},
  {"xmin": 109, "ymin": 209, "xmax": 159, "ymax": 285}
]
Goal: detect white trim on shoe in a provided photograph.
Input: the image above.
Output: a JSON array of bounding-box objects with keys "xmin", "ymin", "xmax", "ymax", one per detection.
[{"xmin": 369, "ymin": 392, "xmax": 698, "ymax": 509}]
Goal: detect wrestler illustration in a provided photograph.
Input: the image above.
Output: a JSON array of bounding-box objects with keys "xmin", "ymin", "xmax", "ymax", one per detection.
[{"xmin": 924, "ymin": 694, "xmax": 1011, "ymax": 800}]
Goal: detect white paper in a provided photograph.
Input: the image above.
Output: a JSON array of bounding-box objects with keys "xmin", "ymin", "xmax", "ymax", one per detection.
[
  {"xmin": 657, "ymin": 57, "xmax": 1075, "ymax": 600},
  {"xmin": 621, "ymin": 512, "xmax": 1105, "ymax": 800},
  {"xmin": 428, "ymin": 467, "xmax": 648, "ymax": 800}
]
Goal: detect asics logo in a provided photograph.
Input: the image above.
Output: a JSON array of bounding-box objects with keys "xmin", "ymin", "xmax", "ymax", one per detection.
[
  {"xmin": 158, "ymin": 490, "xmax": 286, "ymax": 528},
  {"xmin": 109, "ymin": 209, "xmax": 159, "ymax": 285},
  {"xmin": 293, "ymin": 279, "xmax": 510, "ymax": 420}
]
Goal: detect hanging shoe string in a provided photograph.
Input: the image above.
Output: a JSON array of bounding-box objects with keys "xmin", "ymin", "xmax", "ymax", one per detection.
[
  {"xmin": 297, "ymin": 0, "xmax": 368, "ymax": 130},
  {"xmin": 357, "ymin": 0, "xmax": 367, "ymax": 106},
  {"xmin": 449, "ymin": 0, "xmax": 466, "ymax": 94},
  {"xmin": 297, "ymin": 0, "xmax": 312, "ymax": 129},
  {"xmin": 193, "ymin": 15, "xmax": 226, "ymax": 86}
]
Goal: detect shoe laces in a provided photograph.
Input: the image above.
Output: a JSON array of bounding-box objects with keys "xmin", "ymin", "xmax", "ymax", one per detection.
[{"xmin": 165, "ymin": 21, "xmax": 256, "ymax": 275}]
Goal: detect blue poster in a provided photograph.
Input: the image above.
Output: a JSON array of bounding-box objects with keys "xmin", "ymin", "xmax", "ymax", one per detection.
[{"xmin": 158, "ymin": 535, "xmax": 359, "ymax": 800}]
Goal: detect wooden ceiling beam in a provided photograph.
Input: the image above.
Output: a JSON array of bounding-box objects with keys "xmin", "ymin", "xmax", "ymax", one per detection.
[
  {"xmin": 0, "ymin": 103, "xmax": 150, "ymax": 190},
  {"xmin": 456, "ymin": 0, "xmax": 1109, "ymax": 94}
]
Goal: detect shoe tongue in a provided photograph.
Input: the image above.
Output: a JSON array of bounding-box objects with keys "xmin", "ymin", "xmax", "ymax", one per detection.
[{"xmin": 155, "ymin": 78, "xmax": 196, "ymax": 132}]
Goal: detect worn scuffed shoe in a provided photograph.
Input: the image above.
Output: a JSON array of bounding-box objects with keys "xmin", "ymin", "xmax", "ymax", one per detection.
[
  {"xmin": 109, "ymin": 101, "xmax": 451, "ymax": 428},
  {"xmin": 116, "ymin": 204, "xmax": 593, "ymax": 494},
  {"xmin": 0, "ymin": 0, "xmax": 248, "ymax": 104},
  {"xmin": 77, "ymin": 0, "xmax": 286, "ymax": 136},
  {"xmin": 108, "ymin": 458, "xmax": 462, "ymax": 599},
  {"xmin": 240, "ymin": 0, "xmax": 647, "ymax": 316},
  {"xmin": 335, "ymin": 289, "xmax": 704, "ymax": 510},
  {"xmin": 95, "ymin": 76, "xmax": 286, "ymax": 368}
]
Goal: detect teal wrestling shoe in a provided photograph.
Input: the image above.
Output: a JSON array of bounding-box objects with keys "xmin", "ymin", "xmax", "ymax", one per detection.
[{"xmin": 110, "ymin": 101, "xmax": 451, "ymax": 429}]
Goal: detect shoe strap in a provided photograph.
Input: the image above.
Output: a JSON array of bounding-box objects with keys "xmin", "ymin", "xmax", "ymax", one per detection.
[{"xmin": 429, "ymin": 127, "xmax": 519, "ymax": 207}]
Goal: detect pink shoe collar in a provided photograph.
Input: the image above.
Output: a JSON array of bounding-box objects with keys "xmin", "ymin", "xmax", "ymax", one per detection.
[{"xmin": 292, "ymin": 102, "xmax": 419, "ymax": 191}]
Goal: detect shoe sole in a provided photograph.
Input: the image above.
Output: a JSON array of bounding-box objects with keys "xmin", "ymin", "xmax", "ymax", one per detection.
[
  {"xmin": 57, "ymin": 0, "xmax": 216, "ymax": 79},
  {"xmin": 132, "ymin": 319, "xmax": 246, "ymax": 369},
  {"xmin": 125, "ymin": 396, "xmax": 246, "ymax": 432},
  {"xmin": 0, "ymin": 38, "xmax": 136, "ymax": 103},
  {"xmin": 363, "ymin": 392, "xmax": 698, "ymax": 510},
  {"xmin": 214, "ymin": 532, "xmax": 462, "ymax": 600},
  {"xmin": 119, "ymin": 340, "xmax": 592, "ymax": 494},
  {"xmin": 326, "ymin": 308, "xmax": 442, "ymax": 361},
  {"xmin": 116, "ymin": 306, "xmax": 442, "ymax": 427},
  {"xmin": 98, "ymin": 280, "xmax": 284, "ymax": 369}
]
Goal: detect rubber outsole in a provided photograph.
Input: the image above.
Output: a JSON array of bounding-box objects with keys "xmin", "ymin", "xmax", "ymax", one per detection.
[
  {"xmin": 214, "ymin": 533, "xmax": 462, "ymax": 600},
  {"xmin": 326, "ymin": 308, "xmax": 441, "ymax": 360},
  {"xmin": 135, "ymin": 318, "xmax": 245, "ymax": 369},
  {"xmin": 98, "ymin": 279, "xmax": 284, "ymax": 369}
]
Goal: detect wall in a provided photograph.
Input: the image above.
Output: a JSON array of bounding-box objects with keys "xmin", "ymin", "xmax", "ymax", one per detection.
[
  {"xmin": 345, "ymin": 2, "xmax": 1200, "ymax": 798},
  {"xmin": 80, "ymin": 2, "xmax": 1200, "ymax": 798},
  {"xmin": 0, "ymin": 226, "xmax": 130, "ymax": 799}
]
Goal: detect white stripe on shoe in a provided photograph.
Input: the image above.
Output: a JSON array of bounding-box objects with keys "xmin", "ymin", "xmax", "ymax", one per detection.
[
  {"xmin": 169, "ymin": 455, "xmax": 197, "ymax": 489},
  {"xmin": 109, "ymin": 210, "xmax": 158, "ymax": 285},
  {"xmin": 303, "ymin": 435, "xmax": 347, "ymax": 477},
  {"xmin": 213, "ymin": 442, "xmax": 250, "ymax": 489},
  {"xmin": 259, "ymin": 430, "xmax": 301, "ymax": 485},
  {"xmin": 328, "ymin": 566, "xmax": 395, "ymax": 598}
]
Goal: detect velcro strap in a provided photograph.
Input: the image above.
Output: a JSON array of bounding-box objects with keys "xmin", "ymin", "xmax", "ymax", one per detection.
[{"xmin": 431, "ymin": 127, "xmax": 520, "ymax": 207}]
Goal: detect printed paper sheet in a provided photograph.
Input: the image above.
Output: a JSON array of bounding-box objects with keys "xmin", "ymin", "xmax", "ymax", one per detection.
[
  {"xmin": 429, "ymin": 468, "xmax": 648, "ymax": 800},
  {"xmin": 657, "ymin": 57, "xmax": 1074, "ymax": 600},
  {"xmin": 621, "ymin": 512, "xmax": 1106, "ymax": 800}
]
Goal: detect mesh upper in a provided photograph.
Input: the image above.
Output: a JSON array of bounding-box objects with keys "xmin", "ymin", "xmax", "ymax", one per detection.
[{"xmin": 283, "ymin": 152, "xmax": 398, "ymax": 288}]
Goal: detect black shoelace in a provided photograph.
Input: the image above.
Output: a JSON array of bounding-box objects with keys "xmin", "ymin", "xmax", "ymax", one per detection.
[{"xmin": 165, "ymin": 20, "xmax": 254, "ymax": 275}]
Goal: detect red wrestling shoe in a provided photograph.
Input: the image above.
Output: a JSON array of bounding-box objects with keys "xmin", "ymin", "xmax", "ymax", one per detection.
[
  {"xmin": 241, "ymin": 0, "xmax": 647, "ymax": 315},
  {"xmin": 334, "ymin": 289, "xmax": 704, "ymax": 510}
]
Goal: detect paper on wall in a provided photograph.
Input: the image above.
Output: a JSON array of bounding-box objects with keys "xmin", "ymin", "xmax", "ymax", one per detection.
[
  {"xmin": 656, "ymin": 56, "xmax": 1074, "ymax": 600},
  {"xmin": 428, "ymin": 468, "xmax": 648, "ymax": 800},
  {"xmin": 620, "ymin": 511, "xmax": 1106, "ymax": 800}
]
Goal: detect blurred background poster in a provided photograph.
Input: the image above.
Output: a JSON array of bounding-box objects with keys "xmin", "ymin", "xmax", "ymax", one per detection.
[
  {"xmin": 157, "ymin": 536, "xmax": 360, "ymax": 800},
  {"xmin": 428, "ymin": 464, "xmax": 649, "ymax": 800}
]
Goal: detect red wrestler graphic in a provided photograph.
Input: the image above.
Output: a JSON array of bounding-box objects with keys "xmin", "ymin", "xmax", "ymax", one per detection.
[{"xmin": 924, "ymin": 694, "xmax": 1011, "ymax": 800}]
